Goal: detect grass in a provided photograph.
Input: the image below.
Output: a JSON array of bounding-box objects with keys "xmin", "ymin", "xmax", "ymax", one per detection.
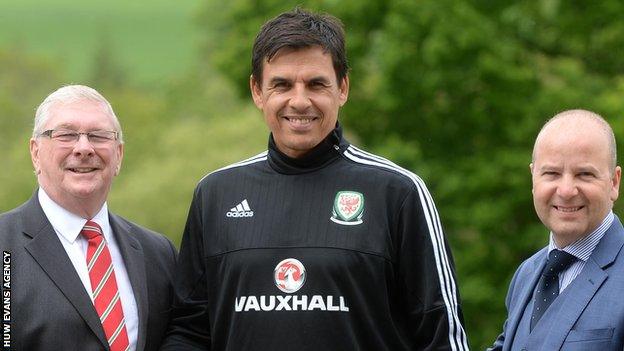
[{"xmin": 0, "ymin": 0, "xmax": 202, "ymax": 84}]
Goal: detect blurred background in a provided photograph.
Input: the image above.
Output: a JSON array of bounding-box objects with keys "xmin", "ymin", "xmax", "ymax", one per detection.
[{"xmin": 3, "ymin": 0, "xmax": 624, "ymax": 348}]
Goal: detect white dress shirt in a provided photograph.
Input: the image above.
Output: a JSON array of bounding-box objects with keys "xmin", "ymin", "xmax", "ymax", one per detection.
[
  {"xmin": 548, "ymin": 210, "xmax": 614, "ymax": 293},
  {"xmin": 38, "ymin": 188, "xmax": 138, "ymax": 351}
]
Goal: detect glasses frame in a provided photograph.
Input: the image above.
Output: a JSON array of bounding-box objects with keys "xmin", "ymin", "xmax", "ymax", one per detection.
[{"xmin": 38, "ymin": 129, "xmax": 119, "ymax": 145}]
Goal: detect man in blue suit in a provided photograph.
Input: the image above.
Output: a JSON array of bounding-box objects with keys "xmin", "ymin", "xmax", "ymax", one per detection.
[{"xmin": 489, "ymin": 109, "xmax": 624, "ymax": 350}]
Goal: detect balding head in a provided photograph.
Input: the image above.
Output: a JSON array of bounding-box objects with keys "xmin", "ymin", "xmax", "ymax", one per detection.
[
  {"xmin": 533, "ymin": 109, "xmax": 617, "ymax": 174},
  {"xmin": 530, "ymin": 109, "xmax": 621, "ymax": 247}
]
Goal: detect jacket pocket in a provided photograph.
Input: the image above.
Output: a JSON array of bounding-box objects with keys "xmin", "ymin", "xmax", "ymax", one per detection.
[{"xmin": 566, "ymin": 327, "xmax": 614, "ymax": 342}]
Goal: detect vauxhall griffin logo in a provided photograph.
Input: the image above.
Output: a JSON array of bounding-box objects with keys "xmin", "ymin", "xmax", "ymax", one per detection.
[
  {"xmin": 274, "ymin": 258, "xmax": 306, "ymax": 293},
  {"xmin": 330, "ymin": 191, "xmax": 364, "ymax": 225}
]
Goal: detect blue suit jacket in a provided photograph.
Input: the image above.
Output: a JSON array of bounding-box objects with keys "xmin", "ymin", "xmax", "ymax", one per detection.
[{"xmin": 489, "ymin": 216, "xmax": 624, "ymax": 351}]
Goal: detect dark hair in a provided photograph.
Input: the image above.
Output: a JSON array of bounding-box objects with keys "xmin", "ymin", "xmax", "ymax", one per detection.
[{"xmin": 251, "ymin": 7, "xmax": 348, "ymax": 86}]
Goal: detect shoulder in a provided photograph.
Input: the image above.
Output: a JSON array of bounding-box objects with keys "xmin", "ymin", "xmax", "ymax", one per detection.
[
  {"xmin": 0, "ymin": 204, "xmax": 24, "ymax": 226},
  {"xmin": 0, "ymin": 205, "xmax": 24, "ymax": 243},
  {"xmin": 110, "ymin": 213, "xmax": 176, "ymax": 257},
  {"xmin": 0, "ymin": 196, "xmax": 42, "ymax": 232},
  {"xmin": 514, "ymin": 247, "xmax": 548, "ymax": 281},
  {"xmin": 341, "ymin": 144, "xmax": 427, "ymax": 191},
  {"xmin": 196, "ymin": 151, "xmax": 268, "ymax": 188}
]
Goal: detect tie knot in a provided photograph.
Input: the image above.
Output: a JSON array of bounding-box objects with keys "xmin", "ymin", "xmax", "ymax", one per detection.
[
  {"xmin": 81, "ymin": 220, "xmax": 103, "ymax": 240},
  {"xmin": 544, "ymin": 249, "xmax": 576, "ymax": 276}
]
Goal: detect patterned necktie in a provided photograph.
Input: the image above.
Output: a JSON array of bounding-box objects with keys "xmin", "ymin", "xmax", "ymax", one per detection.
[
  {"xmin": 82, "ymin": 220, "xmax": 130, "ymax": 351},
  {"xmin": 530, "ymin": 249, "xmax": 576, "ymax": 331}
]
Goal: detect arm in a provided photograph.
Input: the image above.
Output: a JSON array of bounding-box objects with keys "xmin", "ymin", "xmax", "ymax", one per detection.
[
  {"xmin": 397, "ymin": 184, "xmax": 469, "ymax": 350},
  {"xmin": 487, "ymin": 262, "xmax": 522, "ymax": 351},
  {"xmin": 160, "ymin": 186, "xmax": 211, "ymax": 351}
]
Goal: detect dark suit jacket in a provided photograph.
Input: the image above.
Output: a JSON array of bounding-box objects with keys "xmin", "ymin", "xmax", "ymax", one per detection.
[
  {"xmin": 489, "ymin": 216, "xmax": 624, "ymax": 351},
  {"xmin": 0, "ymin": 193, "xmax": 177, "ymax": 351}
]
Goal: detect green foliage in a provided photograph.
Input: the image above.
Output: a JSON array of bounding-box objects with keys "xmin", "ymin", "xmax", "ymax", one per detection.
[
  {"xmin": 196, "ymin": 0, "xmax": 624, "ymax": 348},
  {"xmin": 0, "ymin": 0, "xmax": 201, "ymax": 84},
  {"xmin": 0, "ymin": 49, "xmax": 64, "ymax": 209}
]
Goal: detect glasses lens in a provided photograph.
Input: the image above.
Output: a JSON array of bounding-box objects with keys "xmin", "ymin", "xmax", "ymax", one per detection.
[
  {"xmin": 50, "ymin": 130, "xmax": 79, "ymax": 142},
  {"xmin": 88, "ymin": 131, "xmax": 116, "ymax": 142}
]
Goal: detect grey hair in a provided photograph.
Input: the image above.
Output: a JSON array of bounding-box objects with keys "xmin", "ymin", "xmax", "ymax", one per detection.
[
  {"xmin": 33, "ymin": 85, "xmax": 123, "ymax": 143},
  {"xmin": 533, "ymin": 109, "xmax": 617, "ymax": 172}
]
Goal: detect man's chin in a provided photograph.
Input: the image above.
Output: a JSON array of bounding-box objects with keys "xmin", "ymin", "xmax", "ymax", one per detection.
[
  {"xmin": 551, "ymin": 225, "xmax": 588, "ymax": 246},
  {"xmin": 64, "ymin": 185, "xmax": 102, "ymax": 200},
  {"xmin": 277, "ymin": 139, "xmax": 322, "ymax": 158}
]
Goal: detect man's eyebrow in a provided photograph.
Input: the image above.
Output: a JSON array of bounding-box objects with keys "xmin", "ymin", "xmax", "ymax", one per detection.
[
  {"xmin": 53, "ymin": 123, "xmax": 76, "ymax": 129},
  {"xmin": 308, "ymin": 76, "xmax": 331, "ymax": 84},
  {"xmin": 268, "ymin": 77, "xmax": 290, "ymax": 85},
  {"xmin": 537, "ymin": 163, "xmax": 560, "ymax": 171},
  {"xmin": 575, "ymin": 165, "xmax": 599, "ymax": 173}
]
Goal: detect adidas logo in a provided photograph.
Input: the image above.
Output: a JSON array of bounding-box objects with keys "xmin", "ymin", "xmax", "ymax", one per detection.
[{"xmin": 226, "ymin": 199, "xmax": 254, "ymax": 218}]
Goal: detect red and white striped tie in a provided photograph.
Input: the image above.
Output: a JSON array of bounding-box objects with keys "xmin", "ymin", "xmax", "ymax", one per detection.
[{"xmin": 82, "ymin": 220, "xmax": 130, "ymax": 351}]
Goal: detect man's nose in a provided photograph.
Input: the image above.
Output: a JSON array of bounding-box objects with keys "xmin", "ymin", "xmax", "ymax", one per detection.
[
  {"xmin": 556, "ymin": 175, "xmax": 579, "ymax": 198},
  {"xmin": 72, "ymin": 134, "xmax": 95, "ymax": 156},
  {"xmin": 288, "ymin": 84, "xmax": 312, "ymax": 111}
]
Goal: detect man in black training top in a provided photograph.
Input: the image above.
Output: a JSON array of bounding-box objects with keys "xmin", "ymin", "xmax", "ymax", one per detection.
[{"xmin": 161, "ymin": 8, "xmax": 468, "ymax": 351}]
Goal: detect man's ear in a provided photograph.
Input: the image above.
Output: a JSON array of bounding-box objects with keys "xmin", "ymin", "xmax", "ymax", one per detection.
[
  {"xmin": 611, "ymin": 165, "xmax": 621, "ymax": 202},
  {"xmin": 114, "ymin": 142, "xmax": 124, "ymax": 176},
  {"xmin": 30, "ymin": 138, "xmax": 41, "ymax": 175},
  {"xmin": 339, "ymin": 75, "xmax": 349, "ymax": 107},
  {"xmin": 250, "ymin": 75, "xmax": 264, "ymax": 110}
]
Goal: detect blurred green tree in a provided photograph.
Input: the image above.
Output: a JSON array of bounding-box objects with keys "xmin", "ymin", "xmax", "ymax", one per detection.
[
  {"xmin": 0, "ymin": 48, "xmax": 65, "ymax": 211},
  {"xmin": 90, "ymin": 30, "xmax": 128, "ymax": 90}
]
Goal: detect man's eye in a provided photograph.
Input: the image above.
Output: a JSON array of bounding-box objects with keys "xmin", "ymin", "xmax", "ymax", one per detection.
[
  {"xmin": 273, "ymin": 82, "xmax": 289, "ymax": 89},
  {"xmin": 90, "ymin": 135, "xmax": 109, "ymax": 141},
  {"xmin": 310, "ymin": 81, "xmax": 328, "ymax": 88},
  {"xmin": 89, "ymin": 131, "xmax": 116, "ymax": 141},
  {"xmin": 53, "ymin": 131, "xmax": 78, "ymax": 140}
]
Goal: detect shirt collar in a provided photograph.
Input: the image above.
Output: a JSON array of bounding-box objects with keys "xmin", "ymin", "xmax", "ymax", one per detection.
[
  {"xmin": 548, "ymin": 211, "xmax": 614, "ymax": 262},
  {"xmin": 38, "ymin": 187, "xmax": 110, "ymax": 244}
]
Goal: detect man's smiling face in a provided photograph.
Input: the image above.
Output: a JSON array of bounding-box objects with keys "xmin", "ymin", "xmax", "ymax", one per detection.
[
  {"xmin": 531, "ymin": 116, "xmax": 620, "ymax": 247},
  {"xmin": 251, "ymin": 45, "xmax": 349, "ymax": 158},
  {"xmin": 30, "ymin": 100, "xmax": 123, "ymax": 214}
]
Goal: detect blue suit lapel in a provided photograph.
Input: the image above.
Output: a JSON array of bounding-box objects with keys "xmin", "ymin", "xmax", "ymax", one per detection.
[
  {"xmin": 536, "ymin": 216, "xmax": 624, "ymax": 349},
  {"xmin": 504, "ymin": 248, "xmax": 547, "ymax": 351},
  {"xmin": 110, "ymin": 213, "xmax": 148, "ymax": 351},
  {"xmin": 538, "ymin": 261, "xmax": 607, "ymax": 349},
  {"xmin": 22, "ymin": 195, "xmax": 109, "ymax": 349}
]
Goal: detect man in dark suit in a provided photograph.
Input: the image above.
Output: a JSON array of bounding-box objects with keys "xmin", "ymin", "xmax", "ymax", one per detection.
[
  {"xmin": 489, "ymin": 109, "xmax": 624, "ymax": 350},
  {"xmin": 0, "ymin": 85, "xmax": 176, "ymax": 351}
]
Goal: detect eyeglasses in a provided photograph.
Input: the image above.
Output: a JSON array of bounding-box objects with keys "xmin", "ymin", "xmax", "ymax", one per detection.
[{"xmin": 38, "ymin": 129, "xmax": 119, "ymax": 145}]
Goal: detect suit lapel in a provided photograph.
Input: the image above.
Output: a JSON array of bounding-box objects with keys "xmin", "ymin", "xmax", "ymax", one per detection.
[
  {"xmin": 541, "ymin": 261, "xmax": 606, "ymax": 349},
  {"xmin": 110, "ymin": 213, "xmax": 148, "ymax": 351},
  {"xmin": 540, "ymin": 216, "xmax": 624, "ymax": 349},
  {"xmin": 22, "ymin": 195, "xmax": 109, "ymax": 349},
  {"xmin": 503, "ymin": 249, "xmax": 547, "ymax": 351}
]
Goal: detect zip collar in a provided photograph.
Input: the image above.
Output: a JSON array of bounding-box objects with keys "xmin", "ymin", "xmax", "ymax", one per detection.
[{"xmin": 267, "ymin": 123, "xmax": 348, "ymax": 175}]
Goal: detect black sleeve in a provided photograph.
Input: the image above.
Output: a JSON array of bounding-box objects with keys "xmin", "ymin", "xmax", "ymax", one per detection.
[
  {"xmin": 397, "ymin": 184, "xmax": 469, "ymax": 350},
  {"xmin": 160, "ymin": 186, "xmax": 211, "ymax": 351}
]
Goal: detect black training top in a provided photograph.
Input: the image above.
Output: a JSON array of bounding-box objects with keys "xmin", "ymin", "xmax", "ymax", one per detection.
[{"xmin": 161, "ymin": 125, "xmax": 468, "ymax": 351}]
